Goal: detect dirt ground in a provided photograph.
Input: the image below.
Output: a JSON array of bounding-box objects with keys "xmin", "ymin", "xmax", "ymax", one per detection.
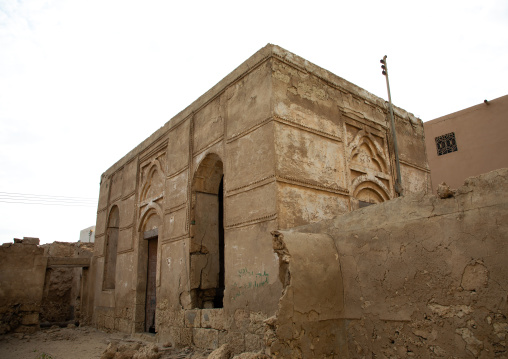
[{"xmin": 0, "ymin": 325, "xmax": 212, "ymax": 359}]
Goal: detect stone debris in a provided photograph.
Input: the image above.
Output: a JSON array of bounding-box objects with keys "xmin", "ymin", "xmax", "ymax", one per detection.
[
  {"xmin": 0, "ymin": 241, "xmax": 93, "ymax": 335},
  {"xmin": 100, "ymin": 341, "xmax": 164, "ymax": 359},
  {"xmin": 207, "ymin": 344, "xmax": 232, "ymax": 359},
  {"xmin": 231, "ymin": 353, "xmax": 269, "ymax": 359},
  {"xmin": 436, "ymin": 182, "xmax": 455, "ymax": 198}
]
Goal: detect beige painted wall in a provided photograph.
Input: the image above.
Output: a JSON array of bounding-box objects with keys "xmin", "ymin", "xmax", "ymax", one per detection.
[{"xmin": 424, "ymin": 94, "xmax": 508, "ymax": 193}]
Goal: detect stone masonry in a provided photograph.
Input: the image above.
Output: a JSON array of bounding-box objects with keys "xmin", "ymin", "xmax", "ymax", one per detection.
[{"xmin": 87, "ymin": 44, "xmax": 430, "ymax": 351}]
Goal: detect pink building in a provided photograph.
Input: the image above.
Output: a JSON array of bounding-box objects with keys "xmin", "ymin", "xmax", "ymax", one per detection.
[{"xmin": 424, "ymin": 94, "xmax": 508, "ymax": 193}]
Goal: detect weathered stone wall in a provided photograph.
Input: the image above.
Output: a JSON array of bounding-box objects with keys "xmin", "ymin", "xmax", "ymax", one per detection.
[
  {"xmin": 0, "ymin": 238, "xmax": 46, "ymax": 334},
  {"xmin": 270, "ymin": 168, "xmax": 508, "ymax": 358},
  {"xmin": 89, "ymin": 44, "xmax": 430, "ymax": 348},
  {"xmin": 271, "ymin": 50, "xmax": 430, "ymax": 229},
  {"xmin": 155, "ymin": 307, "xmax": 267, "ymax": 352}
]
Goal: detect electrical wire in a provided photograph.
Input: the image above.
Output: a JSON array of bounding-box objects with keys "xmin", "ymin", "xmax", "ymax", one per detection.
[{"xmin": 0, "ymin": 192, "xmax": 97, "ymax": 207}]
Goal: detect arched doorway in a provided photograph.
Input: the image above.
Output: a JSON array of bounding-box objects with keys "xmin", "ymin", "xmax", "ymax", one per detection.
[
  {"xmin": 138, "ymin": 207, "xmax": 161, "ymax": 333},
  {"xmin": 190, "ymin": 153, "xmax": 225, "ymax": 309}
]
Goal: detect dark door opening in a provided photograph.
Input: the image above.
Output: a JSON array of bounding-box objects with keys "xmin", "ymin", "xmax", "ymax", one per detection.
[
  {"xmin": 189, "ymin": 154, "xmax": 225, "ymax": 309},
  {"xmin": 145, "ymin": 237, "xmax": 158, "ymax": 333},
  {"xmin": 214, "ymin": 177, "xmax": 225, "ymax": 308}
]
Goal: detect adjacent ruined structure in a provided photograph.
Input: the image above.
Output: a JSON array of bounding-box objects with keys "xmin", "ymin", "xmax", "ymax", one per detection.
[
  {"xmin": 0, "ymin": 239, "xmax": 93, "ymax": 334},
  {"xmin": 86, "ymin": 44, "xmax": 430, "ymax": 351}
]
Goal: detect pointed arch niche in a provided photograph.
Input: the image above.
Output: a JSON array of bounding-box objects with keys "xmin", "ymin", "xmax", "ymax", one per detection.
[
  {"xmin": 140, "ymin": 160, "xmax": 164, "ymax": 203},
  {"xmin": 352, "ymin": 175, "xmax": 390, "ymax": 204},
  {"xmin": 103, "ymin": 205, "xmax": 119, "ymax": 290},
  {"xmin": 348, "ymin": 129, "xmax": 392, "ymax": 207},
  {"xmin": 349, "ymin": 130, "xmax": 388, "ymax": 174},
  {"xmin": 190, "ymin": 153, "xmax": 224, "ymax": 309}
]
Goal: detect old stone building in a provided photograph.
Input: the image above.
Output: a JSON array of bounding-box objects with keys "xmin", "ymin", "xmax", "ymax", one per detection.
[{"xmin": 87, "ymin": 44, "xmax": 430, "ymax": 350}]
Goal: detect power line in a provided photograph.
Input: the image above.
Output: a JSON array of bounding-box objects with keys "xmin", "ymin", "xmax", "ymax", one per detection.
[
  {"xmin": 0, "ymin": 200, "xmax": 96, "ymax": 207},
  {"xmin": 0, "ymin": 195, "xmax": 95, "ymax": 204},
  {"xmin": 0, "ymin": 192, "xmax": 97, "ymax": 207},
  {"xmin": 0, "ymin": 192, "xmax": 96, "ymax": 201}
]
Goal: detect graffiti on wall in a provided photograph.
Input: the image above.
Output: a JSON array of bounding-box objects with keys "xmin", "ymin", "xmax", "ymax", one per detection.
[{"xmin": 232, "ymin": 267, "xmax": 269, "ymax": 301}]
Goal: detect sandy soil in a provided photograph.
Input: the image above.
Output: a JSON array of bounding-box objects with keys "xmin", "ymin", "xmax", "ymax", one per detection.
[{"xmin": 0, "ymin": 326, "xmax": 212, "ymax": 359}]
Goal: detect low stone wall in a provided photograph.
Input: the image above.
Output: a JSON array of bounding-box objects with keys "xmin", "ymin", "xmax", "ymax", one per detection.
[
  {"xmin": 270, "ymin": 168, "xmax": 508, "ymax": 358},
  {"xmin": 0, "ymin": 238, "xmax": 46, "ymax": 334},
  {"xmin": 156, "ymin": 306, "xmax": 266, "ymax": 354}
]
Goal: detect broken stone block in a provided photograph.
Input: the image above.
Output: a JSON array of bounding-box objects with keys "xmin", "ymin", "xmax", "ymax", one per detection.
[
  {"xmin": 22, "ymin": 237, "xmax": 40, "ymax": 245},
  {"xmin": 201, "ymin": 309, "xmax": 225, "ymax": 330},
  {"xmin": 244, "ymin": 333, "xmax": 264, "ymax": 352},
  {"xmin": 233, "ymin": 353, "xmax": 270, "ymax": 359},
  {"xmin": 185, "ymin": 309, "xmax": 201, "ymax": 328},
  {"xmin": 208, "ymin": 343, "xmax": 233, "ymax": 359},
  {"xmin": 100, "ymin": 342, "xmax": 118, "ymax": 359},
  {"xmin": 20, "ymin": 313, "xmax": 39, "ymax": 326},
  {"xmin": 179, "ymin": 327, "xmax": 193, "ymax": 347},
  {"xmin": 218, "ymin": 331, "xmax": 245, "ymax": 354},
  {"xmin": 193, "ymin": 328, "xmax": 219, "ymax": 350},
  {"xmin": 132, "ymin": 343, "xmax": 160, "ymax": 359},
  {"xmin": 436, "ymin": 182, "xmax": 455, "ymax": 198}
]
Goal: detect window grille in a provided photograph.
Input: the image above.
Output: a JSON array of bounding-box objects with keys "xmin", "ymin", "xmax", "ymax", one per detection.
[{"xmin": 435, "ymin": 132, "xmax": 458, "ymax": 156}]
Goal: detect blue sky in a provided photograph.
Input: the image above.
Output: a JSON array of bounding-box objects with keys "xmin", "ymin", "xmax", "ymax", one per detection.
[{"xmin": 1, "ymin": 0, "xmax": 507, "ymax": 244}]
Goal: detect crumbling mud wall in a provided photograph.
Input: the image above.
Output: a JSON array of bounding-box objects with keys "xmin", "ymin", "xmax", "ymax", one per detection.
[
  {"xmin": 40, "ymin": 242, "xmax": 93, "ymax": 325},
  {"xmin": 271, "ymin": 168, "xmax": 508, "ymax": 358},
  {"xmin": 0, "ymin": 239, "xmax": 93, "ymax": 334},
  {"xmin": 0, "ymin": 238, "xmax": 46, "ymax": 334},
  {"xmin": 267, "ymin": 231, "xmax": 347, "ymax": 358}
]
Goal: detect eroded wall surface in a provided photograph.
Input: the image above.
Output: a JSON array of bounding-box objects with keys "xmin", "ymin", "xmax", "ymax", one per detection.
[
  {"xmin": 268, "ymin": 231, "xmax": 347, "ymax": 358},
  {"xmin": 270, "ymin": 46, "xmax": 430, "ymax": 229},
  {"xmin": 89, "ymin": 44, "xmax": 430, "ymax": 349},
  {"xmin": 0, "ymin": 239, "xmax": 93, "ymax": 334},
  {"xmin": 40, "ymin": 242, "xmax": 93, "ymax": 325},
  {"xmin": 272, "ymin": 168, "xmax": 508, "ymax": 358},
  {"xmin": 91, "ymin": 52, "xmax": 280, "ymax": 349},
  {"xmin": 0, "ymin": 239, "xmax": 46, "ymax": 334}
]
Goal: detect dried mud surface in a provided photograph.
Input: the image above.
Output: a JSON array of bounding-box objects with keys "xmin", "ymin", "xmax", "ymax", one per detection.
[{"xmin": 0, "ymin": 326, "xmax": 212, "ymax": 359}]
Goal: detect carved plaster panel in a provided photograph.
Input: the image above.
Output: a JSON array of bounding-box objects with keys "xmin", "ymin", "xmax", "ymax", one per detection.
[{"xmin": 346, "ymin": 122, "xmax": 393, "ymax": 203}]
